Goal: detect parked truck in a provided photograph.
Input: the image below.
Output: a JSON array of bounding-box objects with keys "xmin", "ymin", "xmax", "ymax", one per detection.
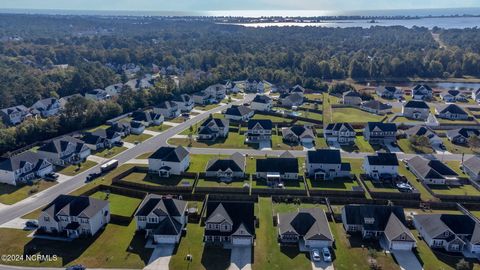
[{"xmin": 100, "ymin": 159, "xmax": 118, "ymax": 173}]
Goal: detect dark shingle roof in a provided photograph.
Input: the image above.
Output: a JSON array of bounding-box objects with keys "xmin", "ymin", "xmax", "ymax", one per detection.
[
  {"xmin": 438, "ymin": 104, "xmax": 468, "ymax": 115},
  {"xmin": 149, "ymin": 146, "xmax": 189, "ymax": 162},
  {"xmin": 325, "ymin": 122, "xmax": 355, "ymax": 132},
  {"xmin": 252, "ymin": 95, "xmax": 272, "ymax": 104},
  {"xmin": 0, "ymin": 151, "xmax": 50, "ymax": 172},
  {"xmin": 42, "ymin": 195, "xmax": 108, "ymax": 220},
  {"xmin": 415, "ymin": 214, "xmax": 480, "ymax": 244},
  {"xmin": 404, "ymin": 100, "xmax": 429, "ymax": 109},
  {"xmin": 343, "ymin": 204, "xmax": 406, "ymax": 232},
  {"xmin": 407, "ymin": 156, "xmax": 458, "ymax": 180},
  {"xmin": 225, "ymin": 105, "xmax": 253, "ymax": 117},
  {"xmin": 256, "ymin": 157, "xmax": 299, "ymax": 174},
  {"xmin": 361, "ymin": 100, "xmax": 392, "ymax": 111},
  {"xmin": 447, "ymin": 128, "xmax": 480, "ymax": 140},
  {"xmin": 307, "ymin": 149, "xmax": 342, "ymax": 164},
  {"xmin": 205, "ymin": 201, "xmax": 255, "ymax": 237},
  {"xmin": 463, "ymin": 156, "xmax": 480, "ymax": 175},
  {"xmin": 366, "ymin": 153, "xmax": 399, "ymax": 166},
  {"xmin": 206, "ymin": 153, "xmax": 245, "ymax": 173},
  {"xmin": 367, "ymin": 122, "xmax": 397, "ymax": 132},
  {"xmin": 405, "ymin": 126, "xmax": 437, "ymax": 138},
  {"xmin": 278, "ymin": 208, "xmax": 333, "ymax": 241},
  {"xmin": 248, "ymin": 119, "xmax": 272, "ymax": 130},
  {"xmin": 37, "ymin": 136, "xmax": 86, "ymax": 154},
  {"xmin": 135, "ymin": 194, "xmax": 187, "ymax": 217}
]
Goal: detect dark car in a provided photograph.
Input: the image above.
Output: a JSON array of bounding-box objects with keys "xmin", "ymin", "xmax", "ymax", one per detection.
[
  {"xmin": 44, "ymin": 173, "xmax": 59, "ymax": 181},
  {"xmin": 85, "ymin": 172, "xmax": 101, "ymax": 182},
  {"xmin": 25, "ymin": 220, "xmax": 38, "ymax": 228},
  {"xmin": 113, "ymin": 141, "xmax": 124, "ymax": 147}
]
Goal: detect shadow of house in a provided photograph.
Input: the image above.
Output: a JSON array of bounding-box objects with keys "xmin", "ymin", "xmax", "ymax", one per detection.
[
  {"xmin": 200, "ymin": 246, "xmax": 231, "ymax": 270},
  {"xmin": 126, "ymin": 231, "xmax": 153, "ymax": 265},
  {"xmin": 280, "ymin": 245, "xmax": 310, "ymax": 260}
]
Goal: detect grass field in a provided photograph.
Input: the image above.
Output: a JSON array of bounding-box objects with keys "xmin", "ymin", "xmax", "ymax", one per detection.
[
  {"xmin": 442, "ymin": 138, "xmax": 476, "ymax": 154},
  {"xmin": 146, "ymin": 124, "xmax": 173, "ymax": 132},
  {"xmin": 428, "ymin": 184, "xmax": 480, "ymax": 196},
  {"xmin": 271, "ymin": 135, "xmax": 303, "ymax": 150},
  {"xmin": 196, "ymin": 178, "xmax": 249, "ymax": 188},
  {"xmin": 308, "ymin": 178, "xmax": 361, "ymax": 191},
  {"xmin": 272, "ymin": 201, "xmax": 328, "ymax": 214},
  {"xmin": 362, "ymin": 179, "xmax": 401, "ymax": 193},
  {"xmin": 392, "ymin": 116, "xmax": 424, "ymax": 123},
  {"xmin": 398, "ymin": 163, "xmax": 437, "ymax": 201},
  {"xmin": 123, "ymin": 133, "xmax": 152, "ymax": 144},
  {"xmin": 58, "ymin": 160, "xmax": 97, "ymax": 176},
  {"xmin": 195, "ymin": 103, "xmax": 221, "ymax": 111},
  {"xmin": 332, "ymin": 108, "xmax": 385, "ymax": 123},
  {"xmin": 122, "ymin": 172, "xmax": 195, "ymax": 187},
  {"xmin": 94, "ymin": 146, "xmax": 127, "ymax": 158},
  {"xmin": 169, "ymin": 132, "xmax": 251, "ymax": 149},
  {"xmin": 0, "ymin": 180, "xmax": 56, "ymax": 205},
  {"xmin": 252, "ymin": 114, "xmax": 292, "ymax": 123},
  {"xmin": 90, "ymin": 191, "xmax": 141, "ymax": 217},
  {"xmin": 397, "ymin": 138, "xmax": 434, "ymax": 154}
]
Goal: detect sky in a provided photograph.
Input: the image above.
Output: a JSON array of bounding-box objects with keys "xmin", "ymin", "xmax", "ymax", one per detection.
[{"xmin": 1, "ymin": 0, "xmax": 480, "ymax": 11}]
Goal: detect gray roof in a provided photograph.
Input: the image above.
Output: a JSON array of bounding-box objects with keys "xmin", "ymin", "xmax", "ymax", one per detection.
[
  {"xmin": 256, "ymin": 157, "xmax": 299, "ymax": 174},
  {"xmin": 278, "ymin": 208, "xmax": 333, "ymax": 241},
  {"xmin": 414, "ymin": 214, "xmax": 480, "ymax": 244},
  {"xmin": 404, "ymin": 100, "xmax": 429, "ymax": 109},
  {"xmin": 383, "ymin": 213, "xmax": 415, "ymax": 242},
  {"xmin": 463, "ymin": 156, "xmax": 480, "ymax": 175},
  {"xmin": 0, "ymin": 151, "xmax": 51, "ymax": 172},
  {"xmin": 225, "ymin": 105, "xmax": 253, "ymax": 117},
  {"xmin": 37, "ymin": 136, "xmax": 88, "ymax": 154},
  {"xmin": 438, "ymin": 104, "xmax": 468, "ymax": 115},
  {"xmin": 343, "ymin": 204, "xmax": 406, "ymax": 232},
  {"xmin": 252, "ymin": 95, "xmax": 272, "ymax": 104},
  {"xmin": 149, "ymin": 146, "xmax": 189, "ymax": 162},
  {"xmin": 343, "ymin": 90, "xmax": 361, "ymax": 97},
  {"xmin": 206, "ymin": 153, "xmax": 245, "ymax": 173},
  {"xmin": 135, "ymin": 194, "xmax": 187, "ymax": 217},
  {"xmin": 42, "ymin": 195, "xmax": 108, "ymax": 220},
  {"xmin": 366, "ymin": 153, "xmax": 399, "ymax": 166},
  {"xmin": 361, "ymin": 100, "xmax": 392, "ymax": 111},
  {"xmin": 325, "ymin": 122, "xmax": 355, "ymax": 132},
  {"xmin": 407, "ymin": 156, "xmax": 458, "ymax": 180},
  {"xmin": 405, "ymin": 126, "xmax": 437, "ymax": 138},
  {"xmin": 1, "ymin": 105, "xmax": 29, "ymax": 115},
  {"xmin": 281, "ymin": 93, "xmax": 304, "ymax": 104},
  {"xmin": 447, "ymin": 128, "xmax": 480, "ymax": 140},
  {"xmin": 282, "ymin": 126, "xmax": 315, "ymax": 139}
]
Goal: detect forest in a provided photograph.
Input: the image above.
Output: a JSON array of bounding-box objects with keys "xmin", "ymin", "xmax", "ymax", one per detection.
[{"xmin": 0, "ymin": 14, "xmax": 479, "ymax": 154}]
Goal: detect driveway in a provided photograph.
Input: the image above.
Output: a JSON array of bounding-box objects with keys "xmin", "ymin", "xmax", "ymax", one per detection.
[
  {"xmin": 392, "ymin": 250, "xmax": 423, "ymax": 270},
  {"xmin": 385, "ymin": 143, "xmax": 403, "ymax": 154},
  {"xmin": 258, "ymin": 140, "xmax": 271, "ymax": 150},
  {"xmin": 311, "ymin": 261, "xmax": 334, "ymax": 270},
  {"xmin": 229, "ymin": 246, "xmax": 252, "ymax": 270},
  {"xmin": 0, "ymin": 218, "xmax": 31, "ymax": 230},
  {"xmin": 144, "ymin": 244, "xmax": 175, "ymax": 270}
]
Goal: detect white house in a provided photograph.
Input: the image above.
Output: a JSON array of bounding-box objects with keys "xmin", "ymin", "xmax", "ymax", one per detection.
[
  {"xmin": 362, "ymin": 153, "xmax": 399, "ymax": 180},
  {"xmin": 224, "ymin": 105, "xmax": 254, "ymax": 122},
  {"xmin": 172, "ymin": 94, "xmax": 194, "ymax": 112},
  {"xmin": 0, "ymin": 151, "xmax": 53, "ymax": 186},
  {"xmin": 154, "ymin": 101, "xmax": 180, "ymax": 119},
  {"xmin": 250, "ymin": 95, "xmax": 272, "ymax": 111},
  {"xmin": 148, "ymin": 146, "xmax": 190, "ymax": 177},
  {"xmin": 306, "ymin": 149, "xmax": 351, "ymax": 180},
  {"xmin": 37, "ymin": 136, "xmax": 91, "ymax": 166}
]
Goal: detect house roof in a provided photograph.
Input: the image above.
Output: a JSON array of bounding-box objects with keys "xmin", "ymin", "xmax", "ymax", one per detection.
[
  {"xmin": 33, "ymin": 97, "xmax": 58, "ymax": 110},
  {"xmin": 281, "ymin": 93, "xmax": 304, "ymax": 104},
  {"xmin": 282, "ymin": 126, "xmax": 315, "ymax": 139},
  {"xmin": 172, "ymin": 94, "xmax": 192, "ymax": 103},
  {"xmin": 290, "ymin": 85, "xmax": 305, "ymax": 93},
  {"xmin": 342, "ymin": 204, "xmax": 406, "ymax": 232},
  {"xmin": 413, "ymin": 84, "xmax": 433, "ymax": 91},
  {"xmin": 252, "ymin": 95, "xmax": 272, "ymax": 104},
  {"xmin": 0, "ymin": 151, "xmax": 51, "ymax": 172},
  {"xmin": 414, "ymin": 214, "xmax": 480, "ymax": 244},
  {"xmin": 37, "ymin": 136, "xmax": 87, "ymax": 154},
  {"xmin": 366, "ymin": 153, "xmax": 399, "ymax": 166},
  {"xmin": 42, "ymin": 195, "xmax": 108, "ymax": 220},
  {"xmin": 307, "ymin": 149, "xmax": 342, "ymax": 164},
  {"xmin": 325, "ymin": 122, "xmax": 354, "ymax": 132},
  {"xmin": 156, "ymin": 101, "xmax": 178, "ymax": 110},
  {"xmin": 200, "ymin": 117, "xmax": 228, "ymax": 129},
  {"xmin": 205, "ymin": 201, "xmax": 255, "ymax": 237},
  {"xmin": 405, "ymin": 126, "xmax": 437, "ymax": 138},
  {"xmin": 361, "ymin": 100, "xmax": 392, "ymax": 111},
  {"xmin": 463, "ymin": 156, "xmax": 480, "ymax": 175},
  {"xmin": 149, "ymin": 146, "xmax": 189, "ymax": 162},
  {"xmin": 1, "ymin": 105, "xmax": 29, "ymax": 115},
  {"xmin": 225, "ymin": 105, "xmax": 253, "ymax": 117},
  {"xmin": 206, "ymin": 153, "xmax": 245, "ymax": 173},
  {"xmin": 135, "ymin": 194, "xmax": 187, "ymax": 218},
  {"xmin": 407, "ymin": 156, "xmax": 458, "ymax": 180},
  {"xmin": 383, "ymin": 213, "xmax": 415, "ymax": 242},
  {"xmin": 130, "ymin": 121, "xmax": 144, "ymax": 129},
  {"xmin": 248, "ymin": 119, "xmax": 273, "ymax": 130},
  {"xmin": 404, "ymin": 100, "xmax": 429, "ymax": 109},
  {"xmin": 366, "ymin": 122, "xmax": 397, "ymax": 133},
  {"xmin": 278, "ymin": 208, "xmax": 333, "ymax": 241},
  {"xmin": 343, "ymin": 90, "xmax": 361, "ymax": 97},
  {"xmin": 438, "ymin": 104, "xmax": 468, "ymax": 115},
  {"xmin": 256, "ymin": 157, "xmax": 299, "ymax": 174},
  {"xmin": 447, "ymin": 128, "xmax": 480, "ymax": 140}
]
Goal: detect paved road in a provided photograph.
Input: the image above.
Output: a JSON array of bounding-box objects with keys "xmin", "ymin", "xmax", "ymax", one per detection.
[
  {"xmin": 0, "ymin": 266, "xmax": 137, "ymax": 270},
  {"xmin": 0, "ymin": 96, "xmax": 251, "ymax": 226}
]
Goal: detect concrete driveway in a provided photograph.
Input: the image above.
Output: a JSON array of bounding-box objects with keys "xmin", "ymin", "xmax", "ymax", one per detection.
[
  {"xmin": 385, "ymin": 143, "xmax": 403, "ymax": 154},
  {"xmin": 144, "ymin": 244, "xmax": 175, "ymax": 270},
  {"xmin": 258, "ymin": 140, "xmax": 272, "ymax": 150},
  {"xmin": 392, "ymin": 250, "xmax": 423, "ymax": 270},
  {"xmin": 229, "ymin": 246, "xmax": 252, "ymax": 270},
  {"xmin": 311, "ymin": 260, "xmax": 334, "ymax": 270},
  {"xmin": 0, "ymin": 218, "xmax": 31, "ymax": 230}
]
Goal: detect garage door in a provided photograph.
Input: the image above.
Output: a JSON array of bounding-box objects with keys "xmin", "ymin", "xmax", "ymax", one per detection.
[
  {"xmin": 391, "ymin": 241, "xmax": 414, "ymax": 250},
  {"xmin": 305, "ymin": 240, "xmax": 330, "ymax": 248},
  {"xmin": 232, "ymin": 237, "xmax": 252, "ymax": 246}
]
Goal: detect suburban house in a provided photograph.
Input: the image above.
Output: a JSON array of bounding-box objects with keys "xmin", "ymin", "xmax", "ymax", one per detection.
[
  {"xmin": 134, "ymin": 195, "xmax": 187, "ymax": 244},
  {"xmin": 244, "ymin": 79, "xmax": 263, "ymax": 93},
  {"xmin": 251, "ymin": 95, "xmax": 273, "ymax": 111},
  {"xmin": 362, "ymin": 153, "xmax": 399, "ymax": 181},
  {"xmin": 290, "ymin": 85, "xmax": 305, "ymax": 97},
  {"xmin": 205, "ymin": 152, "xmax": 246, "ymax": 180},
  {"xmin": 342, "ymin": 90, "xmax": 363, "ymax": 105},
  {"xmin": 405, "ymin": 126, "xmax": 442, "ymax": 146},
  {"xmin": 84, "ymin": 89, "xmax": 110, "ymax": 101},
  {"xmin": 376, "ymin": 86, "xmax": 403, "ymax": 99},
  {"xmin": 59, "ymin": 94, "xmax": 82, "ymax": 110},
  {"xmin": 204, "ymin": 201, "xmax": 255, "ymax": 246},
  {"xmin": 192, "ymin": 90, "xmax": 216, "ymax": 105},
  {"xmin": 204, "ymin": 84, "xmax": 227, "ymax": 100},
  {"xmin": 440, "ymin": 90, "xmax": 468, "ymax": 103},
  {"xmin": 364, "ymin": 122, "xmax": 397, "ymax": 144},
  {"xmin": 412, "ymin": 84, "xmax": 433, "ymax": 100},
  {"xmin": 131, "ymin": 110, "xmax": 164, "ymax": 126},
  {"xmin": 281, "ymin": 125, "xmax": 315, "ymax": 146},
  {"xmin": 246, "ymin": 119, "xmax": 273, "ymax": 143},
  {"xmin": 306, "ymin": 149, "xmax": 351, "ymax": 180},
  {"xmin": 109, "ymin": 122, "xmax": 131, "ymax": 137},
  {"xmin": 406, "ymin": 156, "xmax": 459, "ymax": 185},
  {"xmin": 172, "ymin": 94, "xmax": 194, "ymax": 112},
  {"xmin": 1, "ymin": 105, "xmax": 30, "ymax": 125},
  {"xmin": 130, "ymin": 121, "xmax": 146, "ymax": 135},
  {"xmin": 360, "ymin": 100, "xmax": 392, "ymax": 115},
  {"xmin": 105, "ymin": 83, "xmax": 124, "ymax": 96},
  {"xmin": 38, "ymin": 195, "xmax": 110, "ymax": 238},
  {"xmin": 436, "ymin": 104, "xmax": 469, "ymax": 121},
  {"xmin": 277, "ymin": 208, "xmax": 334, "ymax": 248},
  {"xmin": 31, "ymin": 97, "xmax": 60, "ymax": 117},
  {"xmin": 342, "ymin": 205, "xmax": 416, "ymax": 250},
  {"xmin": 125, "ymin": 77, "xmax": 154, "ymax": 91},
  {"xmin": 447, "ymin": 128, "xmax": 480, "ymax": 144},
  {"xmin": 225, "ymin": 80, "xmax": 241, "ymax": 93},
  {"xmin": 414, "ymin": 214, "xmax": 480, "ymax": 253},
  {"xmin": 324, "ymin": 122, "xmax": 356, "ymax": 145},
  {"xmin": 148, "ymin": 146, "xmax": 190, "ymax": 177},
  {"xmin": 256, "ymin": 156, "xmax": 299, "ymax": 183},
  {"xmin": 197, "ymin": 117, "xmax": 229, "ymax": 141},
  {"xmin": 463, "ymin": 156, "xmax": 480, "ymax": 181},
  {"xmin": 224, "ymin": 105, "xmax": 254, "ymax": 122},
  {"xmin": 0, "ymin": 151, "xmax": 53, "ymax": 186},
  {"xmin": 37, "ymin": 136, "xmax": 91, "ymax": 166},
  {"xmin": 472, "ymin": 88, "xmax": 480, "ymax": 103},
  {"xmin": 154, "ymin": 101, "xmax": 180, "ymax": 119},
  {"xmin": 402, "ymin": 100, "xmax": 430, "ymax": 120},
  {"xmin": 82, "ymin": 129, "xmax": 122, "ymax": 151},
  {"xmin": 279, "ymin": 93, "xmax": 304, "ymax": 108}
]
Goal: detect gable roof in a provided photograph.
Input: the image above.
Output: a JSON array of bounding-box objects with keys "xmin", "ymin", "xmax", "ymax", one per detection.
[
  {"xmin": 463, "ymin": 156, "xmax": 480, "ymax": 175},
  {"xmin": 414, "ymin": 214, "xmax": 480, "ymax": 244},
  {"xmin": 135, "ymin": 194, "xmax": 187, "ymax": 217},
  {"xmin": 343, "ymin": 90, "xmax": 361, "ymax": 97},
  {"xmin": 206, "ymin": 153, "xmax": 245, "ymax": 173},
  {"xmin": 42, "ymin": 195, "xmax": 108, "ymax": 220},
  {"xmin": 343, "ymin": 204, "xmax": 406, "ymax": 232},
  {"xmin": 225, "ymin": 105, "xmax": 253, "ymax": 117},
  {"xmin": 252, "ymin": 95, "xmax": 272, "ymax": 104},
  {"xmin": 413, "ymin": 84, "xmax": 433, "ymax": 92},
  {"xmin": 361, "ymin": 100, "xmax": 392, "ymax": 111},
  {"xmin": 307, "ymin": 149, "xmax": 342, "ymax": 164},
  {"xmin": 256, "ymin": 157, "xmax": 299, "ymax": 174},
  {"xmin": 278, "ymin": 208, "xmax": 333, "ymax": 241},
  {"xmin": 405, "ymin": 126, "xmax": 437, "ymax": 138},
  {"xmin": 282, "ymin": 125, "xmax": 315, "ymax": 139},
  {"xmin": 0, "ymin": 151, "xmax": 51, "ymax": 172},
  {"xmin": 404, "ymin": 100, "xmax": 429, "ymax": 109},
  {"xmin": 438, "ymin": 104, "xmax": 468, "ymax": 115},
  {"xmin": 149, "ymin": 146, "xmax": 189, "ymax": 162},
  {"xmin": 407, "ymin": 156, "xmax": 458, "ymax": 180},
  {"xmin": 366, "ymin": 153, "xmax": 399, "ymax": 166},
  {"xmin": 248, "ymin": 119, "xmax": 273, "ymax": 130},
  {"xmin": 366, "ymin": 122, "xmax": 397, "ymax": 133},
  {"xmin": 447, "ymin": 128, "xmax": 480, "ymax": 140},
  {"xmin": 1, "ymin": 105, "xmax": 29, "ymax": 115},
  {"xmin": 205, "ymin": 201, "xmax": 255, "ymax": 237},
  {"xmin": 325, "ymin": 122, "xmax": 355, "ymax": 132},
  {"xmin": 383, "ymin": 213, "xmax": 415, "ymax": 242},
  {"xmin": 37, "ymin": 136, "xmax": 87, "ymax": 154},
  {"xmin": 281, "ymin": 93, "xmax": 304, "ymax": 104}
]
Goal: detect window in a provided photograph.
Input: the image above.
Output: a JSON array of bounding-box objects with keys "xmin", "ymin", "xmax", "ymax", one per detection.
[{"xmin": 44, "ymin": 216, "xmax": 50, "ymax": 222}]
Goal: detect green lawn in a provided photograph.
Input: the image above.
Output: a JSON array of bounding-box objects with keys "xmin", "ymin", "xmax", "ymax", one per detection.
[
  {"xmin": 0, "ymin": 221, "xmax": 151, "ymax": 268},
  {"xmin": 271, "ymin": 135, "xmax": 303, "ymax": 150},
  {"xmin": 315, "ymin": 137, "xmax": 329, "ymax": 148},
  {"xmin": 94, "ymin": 146, "xmax": 127, "ymax": 158},
  {"xmin": 428, "ymin": 184, "xmax": 480, "ymax": 196},
  {"xmin": 322, "ymin": 93, "xmax": 332, "ymax": 125},
  {"xmin": 392, "ymin": 116, "xmax": 424, "ymax": 123},
  {"xmin": 332, "ymin": 107, "xmax": 385, "ymax": 123},
  {"xmin": 136, "ymin": 152, "xmax": 152, "ymax": 159},
  {"xmin": 304, "ymin": 93, "xmax": 323, "ymax": 101},
  {"xmin": 397, "ymin": 138, "xmax": 434, "ymax": 154},
  {"xmin": 195, "ymin": 103, "xmax": 220, "ymax": 111},
  {"xmin": 169, "ymin": 223, "xmax": 231, "ymax": 270},
  {"xmin": 146, "ymin": 124, "xmax": 173, "ymax": 132},
  {"xmin": 196, "ymin": 178, "xmax": 250, "ymax": 188},
  {"xmin": 307, "ymin": 178, "xmax": 360, "ymax": 191},
  {"xmin": 272, "ymin": 201, "xmax": 328, "ymax": 214},
  {"xmin": 169, "ymin": 132, "xmax": 251, "ymax": 149},
  {"xmin": 168, "ymin": 117, "xmax": 187, "ymax": 123},
  {"xmin": 399, "ymin": 163, "xmax": 437, "ymax": 201},
  {"xmin": 86, "ymin": 124, "xmax": 110, "ymax": 132},
  {"xmin": 442, "ymin": 138, "xmax": 476, "ymax": 154},
  {"xmin": 90, "ymin": 191, "xmax": 141, "ymax": 217},
  {"xmin": 362, "ymin": 179, "xmax": 401, "ymax": 193},
  {"xmin": 253, "ymin": 197, "xmax": 312, "ymax": 270},
  {"xmin": 354, "ymin": 136, "xmax": 375, "ymax": 153},
  {"xmin": 444, "ymin": 161, "xmax": 467, "ymax": 177},
  {"xmin": 0, "ymin": 180, "xmax": 56, "ymax": 205},
  {"xmin": 58, "ymin": 160, "xmax": 97, "ymax": 176},
  {"xmin": 123, "ymin": 133, "xmax": 152, "ymax": 143},
  {"xmin": 187, "ymin": 154, "xmax": 228, "ymax": 173},
  {"xmin": 122, "ymin": 172, "xmax": 195, "ymax": 187},
  {"xmin": 252, "ymin": 114, "xmax": 293, "ymax": 124}
]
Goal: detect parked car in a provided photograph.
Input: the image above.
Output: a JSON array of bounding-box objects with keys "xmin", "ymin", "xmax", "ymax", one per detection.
[
  {"xmin": 311, "ymin": 249, "xmax": 321, "ymax": 262},
  {"xmin": 66, "ymin": 265, "xmax": 86, "ymax": 270},
  {"xmin": 439, "ymin": 144, "xmax": 446, "ymax": 150},
  {"xmin": 322, "ymin": 247, "xmax": 332, "ymax": 262},
  {"xmin": 182, "ymin": 113, "xmax": 190, "ymax": 118},
  {"xmin": 44, "ymin": 172, "xmax": 59, "ymax": 181},
  {"xmin": 86, "ymin": 172, "xmax": 101, "ymax": 182},
  {"xmin": 25, "ymin": 220, "xmax": 38, "ymax": 228},
  {"xmin": 113, "ymin": 141, "xmax": 124, "ymax": 147}
]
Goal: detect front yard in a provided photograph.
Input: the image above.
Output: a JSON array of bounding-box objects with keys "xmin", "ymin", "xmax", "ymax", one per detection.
[
  {"xmin": 428, "ymin": 184, "xmax": 480, "ymax": 196},
  {"xmin": 89, "ymin": 191, "xmax": 142, "ymax": 217},
  {"xmin": 442, "ymin": 138, "xmax": 476, "ymax": 154},
  {"xmin": 58, "ymin": 160, "xmax": 97, "ymax": 176},
  {"xmin": 123, "ymin": 133, "xmax": 153, "ymax": 144},
  {"xmin": 94, "ymin": 146, "xmax": 128, "ymax": 158},
  {"xmin": 0, "ymin": 180, "xmax": 56, "ymax": 205},
  {"xmin": 196, "ymin": 178, "xmax": 250, "ymax": 188},
  {"xmin": 146, "ymin": 124, "xmax": 173, "ymax": 132},
  {"xmin": 397, "ymin": 138, "xmax": 434, "ymax": 154}
]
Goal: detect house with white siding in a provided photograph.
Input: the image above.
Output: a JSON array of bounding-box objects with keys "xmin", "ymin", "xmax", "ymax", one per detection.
[
  {"xmin": 148, "ymin": 146, "xmax": 190, "ymax": 178},
  {"xmin": 0, "ymin": 151, "xmax": 53, "ymax": 186},
  {"xmin": 362, "ymin": 153, "xmax": 399, "ymax": 181},
  {"xmin": 37, "ymin": 136, "xmax": 91, "ymax": 166}
]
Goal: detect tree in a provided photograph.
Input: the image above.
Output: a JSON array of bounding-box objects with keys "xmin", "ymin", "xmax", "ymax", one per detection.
[
  {"xmin": 456, "ymin": 259, "xmax": 469, "ymax": 270},
  {"xmin": 468, "ymin": 136, "xmax": 480, "ymax": 150}
]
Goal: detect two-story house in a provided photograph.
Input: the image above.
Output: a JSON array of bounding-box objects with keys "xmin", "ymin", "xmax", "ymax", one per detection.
[
  {"xmin": 82, "ymin": 128, "xmax": 122, "ymax": 151},
  {"xmin": 225, "ymin": 105, "xmax": 254, "ymax": 122},
  {"xmin": 278, "ymin": 208, "xmax": 334, "ymax": 248},
  {"xmin": 250, "ymin": 95, "xmax": 273, "ymax": 111},
  {"xmin": 281, "ymin": 125, "xmax": 315, "ymax": 146},
  {"xmin": 204, "ymin": 84, "xmax": 227, "ymax": 100},
  {"xmin": 38, "ymin": 195, "xmax": 110, "ymax": 238},
  {"xmin": 436, "ymin": 104, "xmax": 469, "ymax": 121},
  {"xmin": 0, "ymin": 151, "xmax": 53, "ymax": 186},
  {"xmin": 364, "ymin": 122, "xmax": 397, "ymax": 144},
  {"xmin": 134, "ymin": 195, "xmax": 188, "ymax": 244},
  {"xmin": 172, "ymin": 94, "xmax": 194, "ymax": 112},
  {"xmin": 360, "ymin": 100, "xmax": 392, "ymax": 115},
  {"xmin": 402, "ymin": 100, "xmax": 430, "ymax": 120},
  {"xmin": 246, "ymin": 119, "xmax": 272, "ymax": 143},
  {"xmin": 205, "ymin": 153, "xmax": 246, "ymax": 181},
  {"xmin": 306, "ymin": 149, "xmax": 351, "ymax": 180},
  {"xmin": 290, "ymin": 85, "xmax": 305, "ymax": 98},
  {"xmin": 463, "ymin": 156, "xmax": 480, "ymax": 182},
  {"xmin": 376, "ymin": 86, "xmax": 403, "ymax": 99},
  {"xmin": 342, "ymin": 204, "xmax": 416, "ymax": 251},
  {"xmin": 412, "ymin": 84, "xmax": 433, "ymax": 100},
  {"xmin": 192, "ymin": 91, "xmax": 216, "ymax": 105},
  {"xmin": 342, "ymin": 90, "xmax": 363, "ymax": 105},
  {"xmin": 447, "ymin": 128, "xmax": 480, "ymax": 145},
  {"xmin": 405, "ymin": 126, "xmax": 442, "ymax": 146},
  {"xmin": 204, "ymin": 201, "xmax": 255, "ymax": 247},
  {"xmin": 131, "ymin": 110, "xmax": 164, "ymax": 127},
  {"xmin": 197, "ymin": 117, "xmax": 229, "ymax": 141},
  {"xmin": 1, "ymin": 105, "xmax": 30, "ymax": 125},
  {"xmin": 414, "ymin": 214, "xmax": 480, "ymax": 254},
  {"xmin": 324, "ymin": 122, "xmax": 356, "ymax": 145},
  {"xmin": 406, "ymin": 156, "xmax": 459, "ymax": 185},
  {"xmin": 154, "ymin": 101, "xmax": 180, "ymax": 119},
  {"xmin": 31, "ymin": 98, "xmax": 61, "ymax": 117},
  {"xmin": 148, "ymin": 146, "xmax": 190, "ymax": 178},
  {"xmin": 440, "ymin": 90, "xmax": 468, "ymax": 103},
  {"xmin": 37, "ymin": 136, "xmax": 91, "ymax": 166},
  {"xmin": 363, "ymin": 153, "xmax": 399, "ymax": 181},
  {"xmin": 279, "ymin": 93, "xmax": 304, "ymax": 108},
  {"xmin": 256, "ymin": 156, "xmax": 299, "ymax": 183}
]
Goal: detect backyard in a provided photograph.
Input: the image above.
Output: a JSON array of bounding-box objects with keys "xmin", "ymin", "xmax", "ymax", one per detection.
[
  {"xmin": 122, "ymin": 172, "xmax": 195, "ymax": 187},
  {"xmin": 123, "ymin": 133, "xmax": 153, "ymax": 144},
  {"xmin": 168, "ymin": 132, "xmax": 250, "ymax": 149},
  {"xmin": 332, "ymin": 107, "xmax": 385, "ymax": 123},
  {"xmin": 89, "ymin": 191, "xmax": 142, "ymax": 217},
  {"xmin": 94, "ymin": 146, "xmax": 128, "ymax": 158}
]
